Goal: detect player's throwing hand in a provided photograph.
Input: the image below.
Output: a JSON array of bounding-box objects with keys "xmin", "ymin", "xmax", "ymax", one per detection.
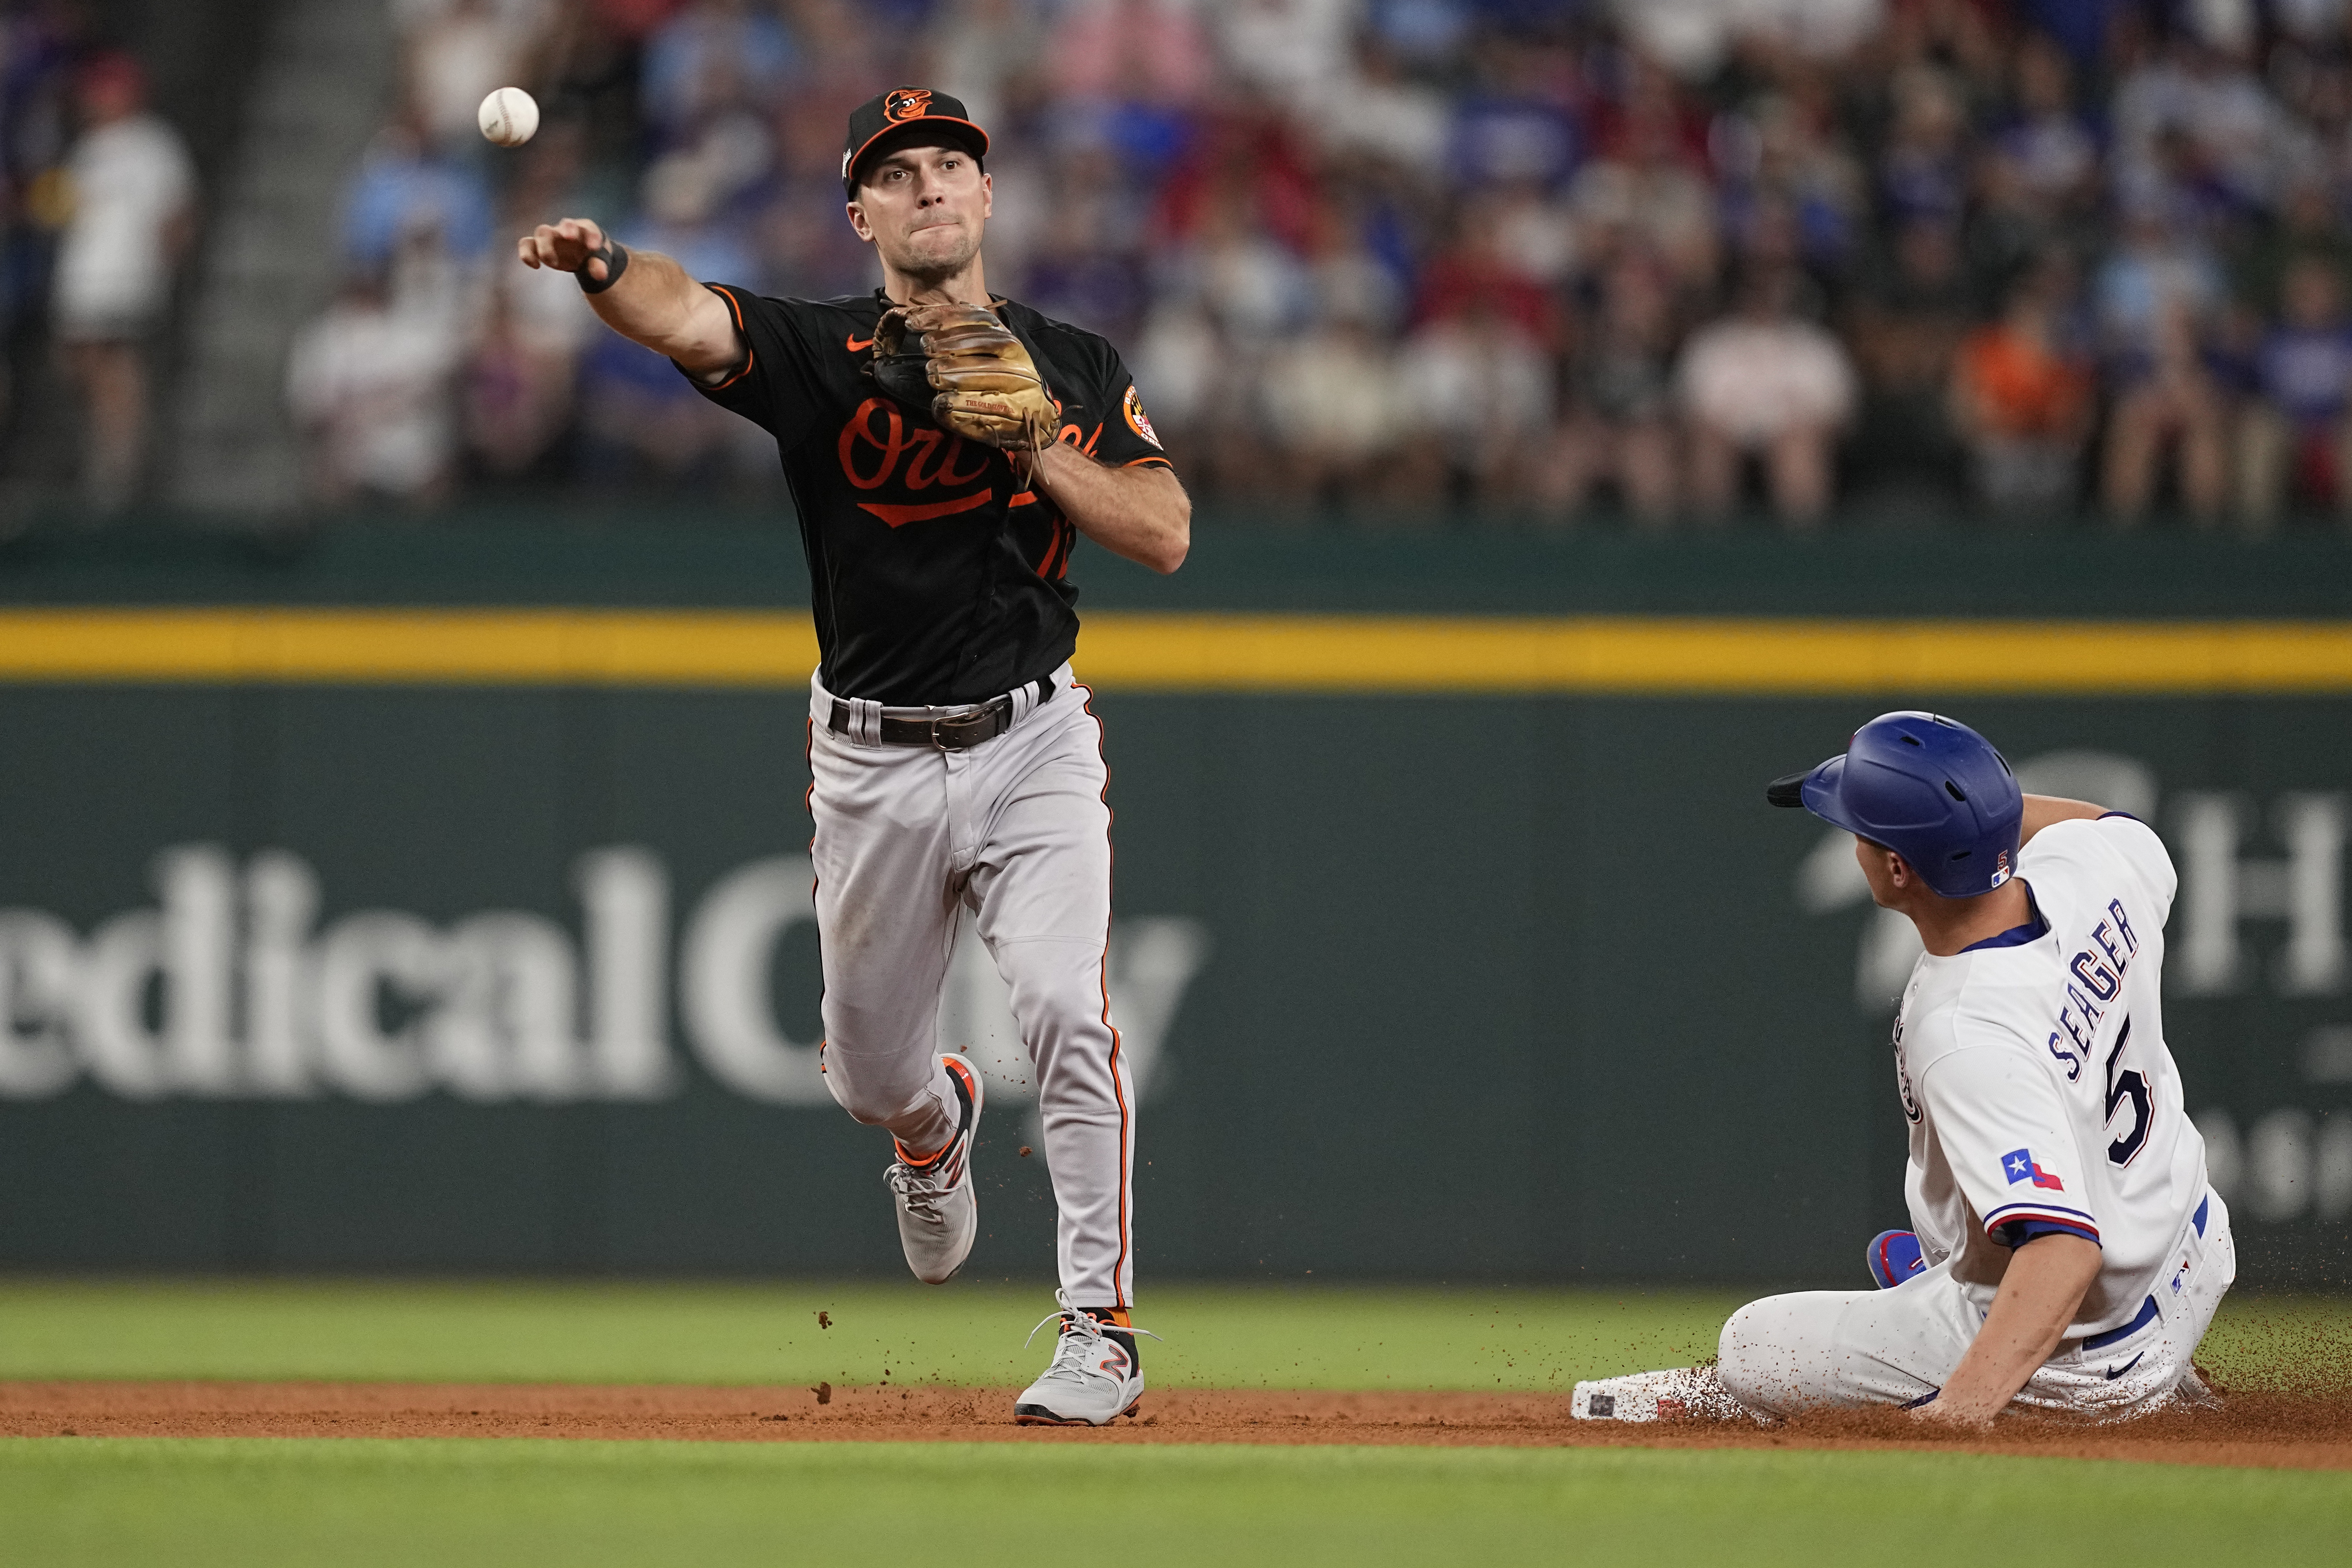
[{"xmin": 517, "ymin": 217, "xmax": 616, "ymax": 286}]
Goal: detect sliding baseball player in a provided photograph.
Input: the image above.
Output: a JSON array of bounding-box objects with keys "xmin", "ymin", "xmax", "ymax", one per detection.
[
  {"xmin": 1577, "ymin": 712, "xmax": 2232, "ymax": 1425},
  {"xmin": 518, "ymin": 87, "xmax": 1186, "ymax": 1425}
]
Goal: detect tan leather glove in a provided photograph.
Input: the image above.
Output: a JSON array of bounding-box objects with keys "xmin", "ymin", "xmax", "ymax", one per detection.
[{"xmin": 871, "ymin": 302, "xmax": 1057, "ymax": 450}]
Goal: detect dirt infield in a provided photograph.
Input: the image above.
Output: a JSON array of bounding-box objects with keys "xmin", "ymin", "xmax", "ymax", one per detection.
[{"xmin": 4, "ymin": 1381, "xmax": 2348, "ymax": 1469}]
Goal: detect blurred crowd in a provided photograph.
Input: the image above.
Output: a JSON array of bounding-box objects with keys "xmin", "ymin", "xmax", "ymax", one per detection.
[{"xmin": 29, "ymin": 0, "xmax": 2352, "ymax": 528}]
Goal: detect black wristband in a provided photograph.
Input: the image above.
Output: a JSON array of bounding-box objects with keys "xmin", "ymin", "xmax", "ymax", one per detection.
[{"xmin": 577, "ymin": 241, "xmax": 629, "ymax": 295}]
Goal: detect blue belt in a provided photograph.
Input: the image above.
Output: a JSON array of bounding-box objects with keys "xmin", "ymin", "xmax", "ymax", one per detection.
[
  {"xmin": 2079, "ymin": 1196, "xmax": 2206, "ymax": 1354},
  {"xmin": 2082, "ymin": 1292, "xmax": 2161, "ymax": 1352}
]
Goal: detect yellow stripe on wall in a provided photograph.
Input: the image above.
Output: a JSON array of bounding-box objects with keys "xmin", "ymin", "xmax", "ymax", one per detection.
[
  {"xmin": 0, "ymin": 609, "xmax": 823, "ymax": 687},
  {"xmin": 1079, "ymin": 615, "xmax": 2352, "ymax": 694},
  {"xmin": 1, "ymin": 608, "xmax": 2350, "ymax": 694}
]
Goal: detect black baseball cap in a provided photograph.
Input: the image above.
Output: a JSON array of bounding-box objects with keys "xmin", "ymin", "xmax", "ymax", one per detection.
[{"xmin": 843, "ymin": 87, "xmax": 989, "ymax": 196}]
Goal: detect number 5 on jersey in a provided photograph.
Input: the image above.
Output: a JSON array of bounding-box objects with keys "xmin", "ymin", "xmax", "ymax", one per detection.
[{"xmin": 2104, "ymin": 1016, "xmax": 2152, "ymax": 1166}]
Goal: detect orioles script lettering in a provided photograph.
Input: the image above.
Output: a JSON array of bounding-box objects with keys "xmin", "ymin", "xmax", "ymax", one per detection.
[{"xmin": 837, "ymin": 396, "xmax": 997, "ymax": 526}]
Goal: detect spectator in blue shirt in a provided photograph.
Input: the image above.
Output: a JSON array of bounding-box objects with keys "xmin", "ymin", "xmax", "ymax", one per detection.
[
  {"xmin": 639, "ymin": 0, "xmax": 796, "ymax": 141},
  {"xmin": 341, "ymin": 118, "xmax": 496, "ymax": 269},
  {"xmin": 2235, "ymin": 256, "xmax": 2352, "ymax": 530}
]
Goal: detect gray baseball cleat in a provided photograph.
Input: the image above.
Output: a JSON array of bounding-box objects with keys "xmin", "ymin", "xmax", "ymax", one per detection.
[
  {"xmin": 1014, "ymin": 1293, "xmax": 1157, "ymax": 1425},
  {"xmin": 884, "ymin": 1054, "xmax": 982, "ymax": 1285}
]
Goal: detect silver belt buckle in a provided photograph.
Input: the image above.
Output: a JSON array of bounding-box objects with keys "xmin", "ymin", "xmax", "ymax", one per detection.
[{"xmin": 931, "ymin": 705, "xmax": 997, "ymax": 750}]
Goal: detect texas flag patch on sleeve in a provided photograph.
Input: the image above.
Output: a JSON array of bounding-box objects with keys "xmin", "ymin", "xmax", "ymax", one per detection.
[{"xmin": 2001, "ymin": 1148, "xmax": 2065, "ymax": 1190}]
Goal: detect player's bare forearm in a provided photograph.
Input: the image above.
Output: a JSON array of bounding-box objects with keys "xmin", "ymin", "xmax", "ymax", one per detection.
[
  {"xmin": 1026, "ymin": 444, "xmax": 1190, "ymax": 574},
  {"xmin": 1915, "ymin": 1233, "xmax": 2101, "ymax": 1427},
  {"xmin": 516, "ymin": 217, "xmax": 743, "ymax": 380},
  {"xmin": 2020, "ymin": 794, "xmax": 2106, "ymax": 845}
]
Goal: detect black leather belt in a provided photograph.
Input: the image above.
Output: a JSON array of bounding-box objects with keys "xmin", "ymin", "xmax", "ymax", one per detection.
[{"xmin": 829, "ymin": 677, "xmax": 1053, "ymax": 750}]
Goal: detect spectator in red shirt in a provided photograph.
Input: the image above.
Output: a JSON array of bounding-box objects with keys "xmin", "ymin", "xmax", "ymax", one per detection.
[{"xmin": 1410, "ymin": 194, "xmax": 1559, "ymax": 352}]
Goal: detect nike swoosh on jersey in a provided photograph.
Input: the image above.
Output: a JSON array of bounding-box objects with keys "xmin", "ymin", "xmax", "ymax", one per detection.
[
  {"xmin": 846, "ymin": 334, "xmax": 874, "ymax": 352},
  {"xmin": 2102, "ymin": 1351, "xmax": 2145, "ymax": 1380}
]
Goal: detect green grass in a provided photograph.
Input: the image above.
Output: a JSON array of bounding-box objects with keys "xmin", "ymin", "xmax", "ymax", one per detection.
[
  {"xmin": 5, "ymin": 1438, "xmax": 2348, "ymax": 1568},
  {"xmin": 3, "ymin": 1281, "xmax": 2345, "ymax": 1567},
  {"xmin": 2193, "ymin": 1291, "xmax": 2352, "ymax": 1393},
  {"xmin": 1, "ymin": 1277, "xmax": 2342, "ymax": 1392},
  {"xmin": 0, "ymin": 1278, "xmax": 1748, "ymax": 1390}
]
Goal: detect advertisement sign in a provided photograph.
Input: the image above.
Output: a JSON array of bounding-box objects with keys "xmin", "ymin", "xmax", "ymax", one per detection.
[{"xmin": 0, "ymin": 680, "xmax": 2342, "ymax": 1283}]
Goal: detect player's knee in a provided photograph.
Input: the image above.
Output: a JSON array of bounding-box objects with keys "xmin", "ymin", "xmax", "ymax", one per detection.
[
  {"xmin": 821, "ymin": 1053, "xmax": 915, "ymax": 1126},
  {"xmin": 1715, "ymin": 1296, "xmax": 1797, "ymax": 1413},
  {"xmin": 1715, "ymin": 1301, "xmax": 1765, "ymax": 1403},
  {"xmin": 823, "ymin": 1072, "xmax": 891, "ymax": 1126}
]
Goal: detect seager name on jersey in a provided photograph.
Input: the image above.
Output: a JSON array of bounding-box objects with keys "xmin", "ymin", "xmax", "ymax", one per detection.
[{"xmin": 2048, "ymin": 899, "xmax": 2141, "ymax": 1083}]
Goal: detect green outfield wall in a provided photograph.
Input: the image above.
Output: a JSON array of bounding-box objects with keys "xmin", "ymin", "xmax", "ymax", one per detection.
[{"xmin": 0, "ymin": 517, "xmax": 2346, "ymax": 1283}]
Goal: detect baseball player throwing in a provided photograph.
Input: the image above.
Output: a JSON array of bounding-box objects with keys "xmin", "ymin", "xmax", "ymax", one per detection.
[
  {"xmin": 518, "ymin": 87, "xmax": 1187, "ymax": 1425},
  {"xmin": 1577, "ymin": 712, "xmax": 2232, "ymax": 1426}
]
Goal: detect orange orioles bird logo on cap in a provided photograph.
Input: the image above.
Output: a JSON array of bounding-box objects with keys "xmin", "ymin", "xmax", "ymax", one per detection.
[{"xmin": 884, "ymin": 87, "xmax": 933, "ymax": 122}]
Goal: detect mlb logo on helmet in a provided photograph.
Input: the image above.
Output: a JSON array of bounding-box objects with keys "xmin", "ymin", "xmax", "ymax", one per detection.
[{"xmin": 2001, "ymin": 1147, "xmax": 2065, "ymax": 1190}]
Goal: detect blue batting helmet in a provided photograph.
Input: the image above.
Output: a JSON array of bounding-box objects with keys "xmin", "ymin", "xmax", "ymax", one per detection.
[{"xmin": 1767, "ymin": 712, "xmax": 2024, "ymax": 898}]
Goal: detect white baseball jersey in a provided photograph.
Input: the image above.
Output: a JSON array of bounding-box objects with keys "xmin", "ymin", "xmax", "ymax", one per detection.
[{"xmin": 1893, "ymin": 813, "xmax": 2211, "ymax": 1340}]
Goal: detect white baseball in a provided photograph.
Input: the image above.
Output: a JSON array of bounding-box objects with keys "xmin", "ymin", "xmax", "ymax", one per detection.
[{"xmin": 478, "ymin": 86, "xmax": 540, "ymax": 148}]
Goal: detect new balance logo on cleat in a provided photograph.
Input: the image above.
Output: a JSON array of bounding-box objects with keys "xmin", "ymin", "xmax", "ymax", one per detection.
[
  {"xmin": 1014, "ymin": 1297, "xmax": 1157, "ymax": 1426},
  {"xmin": 885, "ymin": 1054, "xmax": 982, "ymax": 1285}
]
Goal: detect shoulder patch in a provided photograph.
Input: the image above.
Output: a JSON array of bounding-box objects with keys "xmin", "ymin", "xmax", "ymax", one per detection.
[
  {"xmin": 1123, "ymin": 384, "xmax": 1161, "ymax": 448},
  {"xmin": 2001, "ymin": 1148, "xmax": 2066, "ymax": 1190}
]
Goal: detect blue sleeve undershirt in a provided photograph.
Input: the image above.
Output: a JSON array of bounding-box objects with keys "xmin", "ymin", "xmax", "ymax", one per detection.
[{"xmin": 1997, "ymin": 1218, "xmax": 2101, "ymax": 1248}]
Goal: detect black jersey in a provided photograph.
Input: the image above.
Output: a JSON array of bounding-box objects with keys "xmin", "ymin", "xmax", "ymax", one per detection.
[{"xmin": 689, "ymin": 285, "xmax": 1173, "ymax": 706}]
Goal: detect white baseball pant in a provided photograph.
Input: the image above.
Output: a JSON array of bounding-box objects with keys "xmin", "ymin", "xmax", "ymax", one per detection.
[
  {"xmin": 806, "ymin": 663, "xmax": 1135, "ymax": 1309},
  {"xmin": 1717, "ymin": 1193, "xmax": 2235, "ymax": 1420}
]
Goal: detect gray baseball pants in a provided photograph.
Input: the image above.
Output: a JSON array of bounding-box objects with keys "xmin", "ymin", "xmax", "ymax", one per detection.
[{"xmin": 806, "ymin": 663, "xmax": 1135, "ymax": 1308}]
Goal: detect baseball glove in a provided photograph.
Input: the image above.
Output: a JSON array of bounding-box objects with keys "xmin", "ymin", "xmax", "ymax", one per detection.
[{"xmin": 870, "ymin": 302, "xmax": 1057, "ymax": 450}]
